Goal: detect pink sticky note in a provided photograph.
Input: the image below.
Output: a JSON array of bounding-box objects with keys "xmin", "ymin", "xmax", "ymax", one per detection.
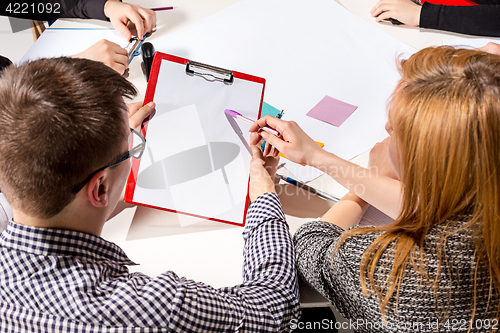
[{"xmin": 306, "ymin": 95, "xmax": 358, "ymax": 127}]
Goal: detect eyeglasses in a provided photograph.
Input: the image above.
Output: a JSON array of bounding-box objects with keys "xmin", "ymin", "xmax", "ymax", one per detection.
[{"xmin": 71, "ymin": 128, "xmax": 146, "ymax": 195}]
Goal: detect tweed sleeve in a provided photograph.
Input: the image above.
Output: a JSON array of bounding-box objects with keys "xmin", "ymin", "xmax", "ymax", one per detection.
[{"xmin": 293, "ymin": 221, "xmax": 347, "ymax": 300}]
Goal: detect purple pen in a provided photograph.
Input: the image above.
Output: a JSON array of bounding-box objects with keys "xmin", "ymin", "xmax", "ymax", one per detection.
[
  {"xmin": 224, "ymin": 109, "xmax": 280, "ymax": 136},
  {"xmin": 151, "ymin": 6, "xmax": 174, "ymax": 11}
]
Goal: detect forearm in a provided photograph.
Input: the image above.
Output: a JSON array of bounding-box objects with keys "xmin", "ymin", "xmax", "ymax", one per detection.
[
  {"xmin": 293, "ymin": 221, "xmax": 346, "ymax": 301},
  {"xmin": 122, "ymin": 268, "xmax": 300, "ymax": 331},
  {"xmin": 321, "ymin": 192, "xmax": 369, "ymax": 230},
  {"xmin": 65, "ymin": 0, "xmax": 107, "ymax": 20},
  {"xmin": 242, "ymin": 192, "xmax": 300, "ymax": 328},
  {"xmin": 311, "ymin": 150, "xmax": 402, "ymax": 219},
  {"xmin": 118, "ymin": 193, "xmax": 300, "ymax": 331},
  {"xmin": 420, "ymin": 2, "xmax": 500, "ymax": 37}
]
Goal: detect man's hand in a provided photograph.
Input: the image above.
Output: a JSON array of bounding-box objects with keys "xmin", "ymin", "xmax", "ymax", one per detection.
[
  {"xmin": 104, "ymin": 0, "xmax": 156, "ymax": 40},
  {"xmin": 72, "ymin": 39, "xmax": 128, "ymax": 75},
  {"xmin": 128, "ymin": 101, "xmax": 155, "ymax": 129},
  {"xmin": 249, "ymin": 136, "xmax": 279, "ymax": 202}
]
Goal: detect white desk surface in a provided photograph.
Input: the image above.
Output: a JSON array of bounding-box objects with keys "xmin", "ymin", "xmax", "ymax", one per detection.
[{"xmin": 0, "ymin": 0, "xmax": 485, "ymax": 311}]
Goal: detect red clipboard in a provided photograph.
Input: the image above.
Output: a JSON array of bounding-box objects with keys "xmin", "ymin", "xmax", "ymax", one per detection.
[{"xmin": 124, "ymin": 52, "xmax": 265, "ymax": 227}]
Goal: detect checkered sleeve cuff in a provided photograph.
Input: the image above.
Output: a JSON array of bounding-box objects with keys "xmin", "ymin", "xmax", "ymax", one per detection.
[{"xmin": 242, "ymin": 192, "xmax": 286, "ymax": 240}]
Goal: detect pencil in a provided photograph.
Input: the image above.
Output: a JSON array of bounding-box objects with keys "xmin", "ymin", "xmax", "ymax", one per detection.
[{"xmin": 151, "ymin": 6, "xmax": 174, "ymax": 11}]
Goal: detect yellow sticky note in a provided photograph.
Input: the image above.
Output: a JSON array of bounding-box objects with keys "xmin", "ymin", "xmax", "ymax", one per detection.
[{"xmin": 279, "ymin": 141, "xmax": 324, "ymax": 166}]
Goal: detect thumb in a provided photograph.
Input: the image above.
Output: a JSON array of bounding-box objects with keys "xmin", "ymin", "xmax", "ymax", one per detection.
[
  {"xmin": 249, "ymin": 145, "xmax": 265, "ymax": 175},
  {"xmin": 250, "ymin": 145, "xmax": 263, "ymax": 159},
  {"xmin": 129, "ymin": 101, "xmax": 155, "ymax": 129},
  {"xmin": 114, "ymin": 20, "xmax": 132, "ymax": 41}
]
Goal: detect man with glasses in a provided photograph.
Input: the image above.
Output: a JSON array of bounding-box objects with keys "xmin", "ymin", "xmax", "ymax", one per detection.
[{"xmin": 0, "ymin": 57, "xmax": 300, "ymax": 332}]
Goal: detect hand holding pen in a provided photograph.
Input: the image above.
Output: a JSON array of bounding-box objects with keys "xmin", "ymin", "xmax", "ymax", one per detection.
[
  {"xmin": 225, "ymin": 109, "xmax": 281, "ymax": 157},
  {"xmin": 230, "ymin": 110, "xmax": 339, "ymax": 202},
  {"xmin": 248, "ymin": 115, "xmax": 325, "ymax": 166}
]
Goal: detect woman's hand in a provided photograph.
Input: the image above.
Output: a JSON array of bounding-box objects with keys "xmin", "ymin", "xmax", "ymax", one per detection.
[
  {"xmin": 368, "ymin": 137, "xmax": 399, "ymax": 180},
  {"xmin": 371, "ymin": 0, "xmax": 421, "ymax": 26},
  {"xmin": 249, "ymin": 116, "xmax": 325, "ymax": 167},
  {"xmin": 249, "ymin": 137, "xmax": 279, "ymax": 202},
  {"xmin": 478, "ymin": 42, "xmax": 500, "ymax": 56}
]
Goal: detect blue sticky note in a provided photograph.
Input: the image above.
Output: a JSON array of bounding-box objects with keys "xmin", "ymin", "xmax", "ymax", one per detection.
[
  {"xmin": 261, "ymin": 102, "xmax": 281, "ymax": 118},
  {"xmin": 260, "ymin": 102, "xmax": 283, "ymax": 151}
]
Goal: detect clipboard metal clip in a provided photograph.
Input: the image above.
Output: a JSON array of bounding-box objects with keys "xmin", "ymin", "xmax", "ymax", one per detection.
[{"xmin": 186, "ymin": 61, "xmax": 234, "ymax": 85}]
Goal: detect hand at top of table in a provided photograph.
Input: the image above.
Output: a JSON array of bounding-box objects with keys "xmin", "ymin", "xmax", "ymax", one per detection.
[
  {"xmin": 72, "ymin": 39, "xmax": 128, "ymax": 75},
  {"xmin": 104, "ymin": 0, "xmax": 157, "ymax": 41},
  {"xmin": 478, "ymin": 42, "xmax": 500, "ymax": 56},
  {"xmin": 370, "ymin": 0, "xmax": 422, "ymax": 26}
]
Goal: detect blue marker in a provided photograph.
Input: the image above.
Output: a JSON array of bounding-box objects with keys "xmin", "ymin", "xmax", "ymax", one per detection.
[{"xmin": 278, "ymin": 174, "xmax": 339, "ymax": 202}]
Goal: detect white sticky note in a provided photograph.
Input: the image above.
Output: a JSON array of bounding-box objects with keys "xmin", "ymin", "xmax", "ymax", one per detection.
[{"xmin": 145, "ymin": 104, "xmax": 207, "ymax": 163}]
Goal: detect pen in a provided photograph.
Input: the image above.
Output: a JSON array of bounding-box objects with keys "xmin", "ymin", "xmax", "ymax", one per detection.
[
  {"xmin": 224, "ymin": 109, "xmax": 280, "ymax": 136},
  {"xmin": 388, "ymin": 18, "xmax": 402, "ymax": 25},
  {"xmin": 151, "ymin": 6, "xmax": 174, "ymax": 11},
  {"xmin": 278, "ymin": 174, "xmax": 339, "ymax": 202}
]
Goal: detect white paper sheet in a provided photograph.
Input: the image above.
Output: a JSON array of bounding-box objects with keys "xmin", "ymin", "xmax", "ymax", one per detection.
[{"xmin": 20, "ymin": 28, "xmax": 127, "ymax": 63}]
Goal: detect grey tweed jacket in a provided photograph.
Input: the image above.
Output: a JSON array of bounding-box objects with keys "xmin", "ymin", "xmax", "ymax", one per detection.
[{"xmin": 293, "ymin": 220, "xmax": 498, "ymax": 332}]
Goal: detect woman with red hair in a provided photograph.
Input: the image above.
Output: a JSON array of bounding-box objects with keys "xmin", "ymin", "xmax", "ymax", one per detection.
[{"xmin": 250, "ymin": 45, "xmax": 500, "ymax": 330}]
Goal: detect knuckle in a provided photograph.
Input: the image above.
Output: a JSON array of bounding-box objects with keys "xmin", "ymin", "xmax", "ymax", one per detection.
[
  {"xmin": 103, "ymin": 55, "xmax": 112, "ymax": 63},
  {"xmin": 102, "ymin": 43, "xmax": 112, "ymax": 51}
]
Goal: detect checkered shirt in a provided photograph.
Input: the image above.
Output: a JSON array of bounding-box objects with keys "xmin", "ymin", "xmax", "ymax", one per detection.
[{"xmin": 0, "ymin": 192, "xmax": 300, "ymax": 332}]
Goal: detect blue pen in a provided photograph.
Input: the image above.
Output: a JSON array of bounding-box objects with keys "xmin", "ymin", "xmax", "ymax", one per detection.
[{"xmin": 278, "ymin": 174, "xmax": 339, "ymax": 202}]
